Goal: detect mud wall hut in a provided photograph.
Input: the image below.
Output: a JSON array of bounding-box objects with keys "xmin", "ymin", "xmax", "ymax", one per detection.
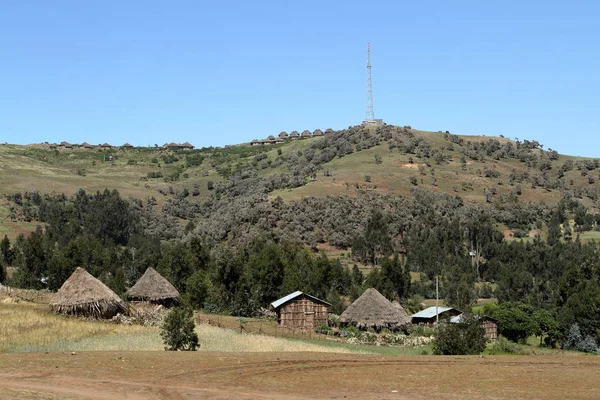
[{"xmin": 270, "ymin": 291, "xmax": 330, "ymax": 330}]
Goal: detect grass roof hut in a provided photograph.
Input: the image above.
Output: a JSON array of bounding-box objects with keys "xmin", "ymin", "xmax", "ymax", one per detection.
[
  {"xmin": 50, "ymin": 267, "xmax": 128, "ymax": 319},
  {"xmin": 339, "ymin": 288, "xmax": 410, "ymax": 331},
  {"xmin": 126, "ymin": 267, "xmax": 180, "ymax": 306}
]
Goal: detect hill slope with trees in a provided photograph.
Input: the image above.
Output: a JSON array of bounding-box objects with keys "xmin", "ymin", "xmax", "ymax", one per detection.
[{"xmin": 1, "ymin": 124, "xmax": 600, "ymax": 348}]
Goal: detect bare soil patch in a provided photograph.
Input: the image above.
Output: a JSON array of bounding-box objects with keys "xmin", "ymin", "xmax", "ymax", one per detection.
[{"xmin": 0, "ymin": 352, "xmax": 598, "ymax": 399}]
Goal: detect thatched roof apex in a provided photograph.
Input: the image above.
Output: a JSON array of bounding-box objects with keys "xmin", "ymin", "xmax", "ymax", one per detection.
[
  {"xmin": 50, "ymin": 267, "xmax": 127, "ymax": 318},
  {"xmin": 339, "ymin": 288, "xmax": 410, "ymax": 330},
  {"xmin": 126, "ymin": 267, "xmax": 180, "ymax": 301}
]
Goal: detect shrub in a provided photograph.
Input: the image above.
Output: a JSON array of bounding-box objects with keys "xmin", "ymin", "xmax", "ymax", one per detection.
[
  {"xmin": 578, "ymin": 335, "xmax": 598, "ymax": 354},
  {"xmin": 563, "ymin": 324, "xmax": 598, "ymax": 353},
  {"xmin": 563, "ymin": 323, "xmax": 583, "ymax": 351},
  {"xmin": 160, "ymin": 306, "xmax": 199, "ymax": 351},
  {"xmin": 433, "ymin": 314, "xmax": 487, "ymax": 355},
  {"xmin": 489, "ymin": 336, "xmax": 527, "ymax": 354}
]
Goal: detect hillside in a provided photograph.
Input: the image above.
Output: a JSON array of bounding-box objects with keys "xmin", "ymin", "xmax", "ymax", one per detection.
[{"xmin": 1, "ymin": 124, "xmax": 599, "ymax": 240}]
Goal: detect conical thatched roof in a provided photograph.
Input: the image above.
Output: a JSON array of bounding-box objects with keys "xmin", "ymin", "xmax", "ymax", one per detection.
[
  {"xmin": 50, "ymin": 267, "xmax": 128, "ymax": 319},
  {"xmin": 127, "ymin": 267, "xmax": 180, "ymax": 302},
  {"xmin": 339, "ymin": 288, "xmax": 410, "ymax": 330},
  {"xmin": 391, "ymin": 300, "xmax": 410, "ymax": 323}
]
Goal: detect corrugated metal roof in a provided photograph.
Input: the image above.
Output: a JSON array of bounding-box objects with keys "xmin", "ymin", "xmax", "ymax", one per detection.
[
  {"xmin": 270, "ymin": 291, "xmax": 331, "ymax": 309},
  {"xmin": 411, "ymin": 306, "xmax": 454, "ymax": 319}
]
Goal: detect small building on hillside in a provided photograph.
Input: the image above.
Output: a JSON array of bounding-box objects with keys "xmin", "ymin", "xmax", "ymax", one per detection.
[
  {"xmin": 270, "ymin": 291, "xmax": 330, "ymax": 330},
  {"xmin": 121, "ymin": 143, "xmax": 134, "ymax": 149},
  {"xmin": 289, "ymin": 131, "xmax": 300, "ymax": 139},
  {"xmin": 340, "ymin": 288, "xmax": 410, "ymax": 331},
  {"xmin": 410, "ymin": 306, "xmax": 461, "ymax": 325},
  {"xmin": 100, "ymin": 143, "xmax": 113, "ymax": 150},
  {"xmin": 450, "ymin": 314, "xmax": 498, "ymax": 342},
  {"xmin": 313, "ymin": 129, "xmax": 324, "ymax": 136},
  {"xmin": 181, "ymin": 141, "xmax": 195, "ymax": 150},
  {"xmin": 59, "ymin": 141, "xmax": 73, "ymax": 150},
  {"xmin": 278, "ymin": 131, "xmax": 288, "ymax": 139},
  {"xmin": 300, "ymin": 129, "xmax": 312, "ymax": 138},
  {"xmin": 79, "ymin": 142, "xmax": 93, "ymax": 150}
]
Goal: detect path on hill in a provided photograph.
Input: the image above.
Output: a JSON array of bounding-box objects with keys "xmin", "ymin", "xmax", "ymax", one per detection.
[{"xmin": 0, "ymin": 352, "xmax": 599, "ymax": 399}]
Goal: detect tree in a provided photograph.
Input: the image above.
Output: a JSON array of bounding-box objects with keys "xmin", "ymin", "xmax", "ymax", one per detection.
[
  {"xmin": 433, "ymin": 314, "xmax": 487, "ymax": 355},
  {"xmin": 0, "ymin": 235, "xmax": 11, "ymax": 266},
  {"xmin": 380, "ymin": 253, "xmax": 410, "ymax": 300},
  {"xmin": 363, "ymin": 210, "xmax": 392, "ymax": 265},
  {"xmin": 484, "ymin": 302, "xmax": 537, "ymax": 343},
  {"xmin": 0, "ymin": 257, "xmax": 5, "ymax": 284},
  {"xmin": 160, "ymin": 306, "xmax": 199, "ymax": 351},
  {"xmin": 443, "ymin": 265, "xmax": 476, "ymax": 311}
]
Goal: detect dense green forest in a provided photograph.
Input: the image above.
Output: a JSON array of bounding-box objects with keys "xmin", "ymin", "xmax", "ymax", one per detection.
[{"xmin": 1, "ymin": 124, "xmax": 600, "ymax": 348}]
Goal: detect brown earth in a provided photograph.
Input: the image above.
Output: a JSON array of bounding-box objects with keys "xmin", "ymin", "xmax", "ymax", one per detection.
[{"xmin": 0, "ymin": 352, "xmax": 599, "ymax": 400}]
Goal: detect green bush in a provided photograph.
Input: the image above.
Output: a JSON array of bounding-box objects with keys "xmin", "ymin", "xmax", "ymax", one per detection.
[
  {"xmin": 160, "ymin": 306, "xmax": 199, "ymax": 351},
  {"xmin": 489, "ymin": 336, "xmax": 527, "ymax": 354},
  {"xmin": 315, "ymin": 323, "xmax": 330, "ymax": 335},
  {"xmin": 433, "ymin": 314, "xmax": 487, "ymax": 355}
]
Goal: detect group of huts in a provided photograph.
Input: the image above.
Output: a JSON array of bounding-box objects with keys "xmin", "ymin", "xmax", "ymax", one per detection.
[
  {"xmin": 49, "ymin": 267, "xmax": 497, "ymax": 342},
  {"xmin": 49, "ymin": 267, "xmax": 179, "ymax": 319},
  {"xmin": 46, "ymin": 142, "xmax": 196, "ymax": 151},
  {"xmin": 249, "ymin": 128, "xmax": 332, "ymax": 146},
  {"xmin": 270, "ymin": 288, "xmax": 498, "ymax": 342}
]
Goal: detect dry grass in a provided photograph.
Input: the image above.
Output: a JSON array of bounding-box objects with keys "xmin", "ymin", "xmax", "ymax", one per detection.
[
  {"xmin": 194, "ymin": 323, "xmax": 355, "ymax": 353},
  {"xmin": 0, "ymin": 302, "xmax": 357, "ymax": 354},
  {"xmin": 0, "ymin": 302, "xmax": 149, "ymax": 353}
]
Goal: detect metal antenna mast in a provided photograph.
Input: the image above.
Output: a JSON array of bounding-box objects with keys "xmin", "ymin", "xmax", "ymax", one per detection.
[{"xmin": 365, "ymin": 42, "xmax": 375, "ymax": 122}]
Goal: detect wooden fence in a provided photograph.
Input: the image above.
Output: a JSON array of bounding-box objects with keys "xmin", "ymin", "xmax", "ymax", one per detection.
[{"xmin": 195, "ymin": 314, "xmax": 340, "ymax": 342}]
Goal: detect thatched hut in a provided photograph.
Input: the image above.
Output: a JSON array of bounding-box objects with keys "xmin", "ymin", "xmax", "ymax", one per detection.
[
  {"xmin": 50, "ymin": 267, "xmax": 128, "ymax": 319},
  {"xmin": 339, "ymin": 288, "xmax": 410, "ymax": 331},
  {"xmin": 126, "ymin": 267, "xmax": 180, "ymax": 306},
  {"xmin": 392, "ymin": 300, "xmax": 411, "ymax": 323}
]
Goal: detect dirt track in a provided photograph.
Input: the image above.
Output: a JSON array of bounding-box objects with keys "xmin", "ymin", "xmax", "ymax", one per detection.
[{"xmin": 0, "ymin": 352, "xmax": 599, "ymax": 399}]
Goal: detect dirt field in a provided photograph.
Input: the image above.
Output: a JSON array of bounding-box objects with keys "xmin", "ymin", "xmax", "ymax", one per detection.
[{"xmin": 0, "ymin": 352, "xmax": 598, "ymax": 400}]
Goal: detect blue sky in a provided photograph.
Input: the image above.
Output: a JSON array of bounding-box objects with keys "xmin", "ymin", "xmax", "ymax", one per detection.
[{"xmin": 1, "ymin": 1, "xmax": 599, "ymax": 156}]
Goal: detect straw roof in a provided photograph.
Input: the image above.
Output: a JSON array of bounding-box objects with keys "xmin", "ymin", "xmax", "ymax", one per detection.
[
  {"xmin": 391, "ymin": 300, "xmax": 410, "ymax": 322},
  {"xmin": 339, "ymin": 288, "xmax": 410, "ymax": 330},
  {"xmin": 50, "ymin": 267, "xmax": 128, "ymax": 319},
  {"xmin": 127, "ymin": 267, "xmax": 180, "ymax": 302}
]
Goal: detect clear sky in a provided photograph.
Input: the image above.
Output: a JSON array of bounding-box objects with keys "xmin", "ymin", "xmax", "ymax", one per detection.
[{"xmin": 1, "ymin": 1, "xmax": 599, "ymax": 156}]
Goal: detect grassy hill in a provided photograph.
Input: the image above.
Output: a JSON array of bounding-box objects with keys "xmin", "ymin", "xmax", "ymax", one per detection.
[{"xmin": 1, "ymin": 125, "xmax": 599, "ymax": 240}]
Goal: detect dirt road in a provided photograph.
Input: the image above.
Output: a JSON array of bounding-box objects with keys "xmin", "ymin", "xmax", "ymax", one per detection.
[{"xmin": 0, "ymin": 352, "xmax": 598, "ymax": 399}]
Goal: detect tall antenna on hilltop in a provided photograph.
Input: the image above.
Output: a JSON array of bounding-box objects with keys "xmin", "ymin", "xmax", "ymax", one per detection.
[
  {"xmin": 365, "ymin": 42, "xmax": 375, "ymax": 122},
  {"xmin": 363, "ymin": 43, "xmax": 382, "ymax": 126}
]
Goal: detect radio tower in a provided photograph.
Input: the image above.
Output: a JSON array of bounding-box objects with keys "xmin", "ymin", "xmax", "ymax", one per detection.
[{"xmin": 363, "ymin": 43, "xmax": 381, "ymax": 125}]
